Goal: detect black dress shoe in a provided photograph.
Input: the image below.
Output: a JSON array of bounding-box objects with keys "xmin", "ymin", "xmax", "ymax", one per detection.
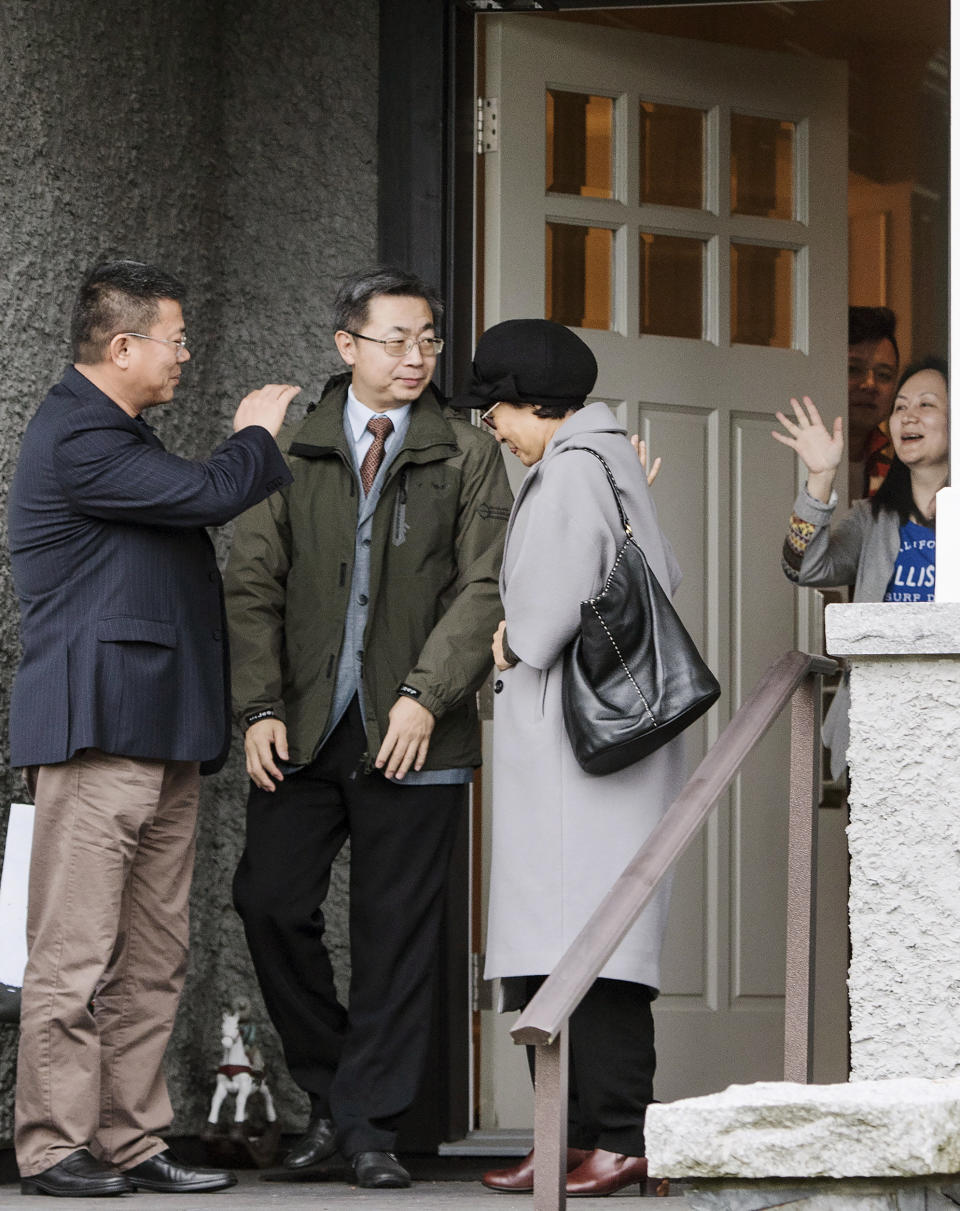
[
  {"xmin": 351, "ymin": 1151, "xmax": 411, "ymax": 1189},
  {"xmin": 125, "ymin": 1148, "xmax": 236, "ymax": 1193},
  {"xmin": 282, "ymin": 1114, "xmax": 338, "ymax": 1170},
  {"xmin": 21, "ymin": 1148, "xmax": 133, "ymax": 1197}
]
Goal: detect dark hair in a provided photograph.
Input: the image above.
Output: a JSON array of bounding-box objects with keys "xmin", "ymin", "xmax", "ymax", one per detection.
[
  {"xmin": 331, "ymin": 265, "xmax": 444, "ymax": 333},
  {"xmin": 893, "ymin": 354, "xmax": 948, "ymax": 394},
  {"xmin": 848, "ymin": 305, "xmax": 899, "ymax": 366},
  {"xmin": 71, "ymin": 260, "xmax": 187, "ymax": 363},
  {"xmin": 531, "ymin": 401, "xmax": 584, "ymax": 420},
  {"xmin": 871, "ymin": 354, "xmax": 949, "ymax": 524}
]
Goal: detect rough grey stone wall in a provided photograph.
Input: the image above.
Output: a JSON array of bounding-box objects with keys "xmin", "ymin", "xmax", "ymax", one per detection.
[{"xmin": 0, "ymin": 0, "xmax": 377, "ymax": 1146}]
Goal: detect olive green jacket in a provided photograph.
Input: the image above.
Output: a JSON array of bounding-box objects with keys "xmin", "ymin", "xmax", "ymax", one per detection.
[{"xmin": 224, "ymin": 377, "xmax": 513, "ymax": 769}]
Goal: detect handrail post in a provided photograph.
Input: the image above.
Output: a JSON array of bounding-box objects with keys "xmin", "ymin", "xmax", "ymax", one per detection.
[
  {"xmin": 784, "ymin": 670, "xmax": 821, "ymax": 1082},
  {"xmin": 533, "ymin": 1033, "xmax": 568, "ymax": 1211}
]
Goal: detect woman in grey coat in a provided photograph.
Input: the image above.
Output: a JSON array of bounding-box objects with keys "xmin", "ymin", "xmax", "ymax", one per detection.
[
  {"xmin": 450, "ymin": 319, "xmax": 686, "ymax": 1199},
  {"xmin": 774, "ymin": 356, "xmax": 948, "ymax": 773}
]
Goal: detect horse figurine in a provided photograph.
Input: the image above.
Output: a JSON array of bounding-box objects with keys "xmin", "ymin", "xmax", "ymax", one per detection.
[{"xmin": 207, "ymin": 1009, "xmax": 278, "ymax": 1131}]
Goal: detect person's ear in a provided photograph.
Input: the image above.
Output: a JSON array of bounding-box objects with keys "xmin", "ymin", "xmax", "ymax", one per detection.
[
  {"xmin": 109, "ymin": 332, "xmax": 132, "ymax": 367},
  {"xmin": 334, "ymin": 330, "xmax": 356, "ymax": 367}
]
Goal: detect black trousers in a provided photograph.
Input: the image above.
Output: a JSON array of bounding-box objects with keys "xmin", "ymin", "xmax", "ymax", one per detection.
[
  {"xmin": 233, "ymin": 697, "xmax": 464, "ymax": 1156},
  {"xmin": 525, "ymin": 976, "xmax": 656, "ymax": 1157}
]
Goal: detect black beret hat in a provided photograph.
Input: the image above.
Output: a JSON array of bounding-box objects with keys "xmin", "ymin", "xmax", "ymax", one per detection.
[{"xmin": 449, "ymin": 318, "xmax": 598, "ymax": 411}]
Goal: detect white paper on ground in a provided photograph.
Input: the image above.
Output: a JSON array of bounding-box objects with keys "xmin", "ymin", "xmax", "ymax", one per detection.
[{"xmin": 0, "ymin": 802, "xmax": 34, "ymax": 986}]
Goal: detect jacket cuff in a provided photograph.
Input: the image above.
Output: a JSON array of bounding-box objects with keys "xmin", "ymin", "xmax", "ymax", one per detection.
[
  {"xmin": 501, "ymin": 628, "xmax": 519, "ymax": 668},
  {"xmin": 400, "ymin": 677, "xmax": 443, "ymax": 718},
  {"xmin": 228, "ymin": 426, "xmax": 294, "ymax": 491},
  {"xmin": 792, "ymin": 484, "xmax": 838, "ymax": 526},
  {"xmin": 237, "ymin": 704, "xmax": 286, "ymax": 731}
]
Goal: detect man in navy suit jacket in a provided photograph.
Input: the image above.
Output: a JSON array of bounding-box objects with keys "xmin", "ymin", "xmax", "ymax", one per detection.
[{"xmin": 7, "ymin": 260, "xmax": 296, "ymax": 1198}]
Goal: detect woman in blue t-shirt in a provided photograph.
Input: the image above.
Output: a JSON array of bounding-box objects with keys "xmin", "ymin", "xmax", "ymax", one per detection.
[{"xmin": 772, "ymin": 355, "xmax": 948, "ymax": 772}]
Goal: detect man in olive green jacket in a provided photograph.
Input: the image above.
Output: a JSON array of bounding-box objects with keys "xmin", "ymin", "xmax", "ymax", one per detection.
[{"xmin": 224, "ymin": 267, "xmax": 512, "ymax": 1190}]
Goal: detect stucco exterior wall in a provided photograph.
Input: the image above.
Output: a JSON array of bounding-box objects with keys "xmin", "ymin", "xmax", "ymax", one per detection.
[
  {"xmin": 846, "ymin": 658, "xmax": 960, "ymax": 1078},
  {"xmin": 0, "ymin": 0, "xmax": 378, "ymax": 1146},
  {"xmin": 825, "ymin": 602, "xmax": 960, "ymax": 1082}
]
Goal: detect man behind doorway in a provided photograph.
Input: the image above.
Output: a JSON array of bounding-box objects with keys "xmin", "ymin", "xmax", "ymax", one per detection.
[
  {"xmin": 225, "ymin": 266, "xmax": 513, "ymax": 1189},
  {"xmin": 847, "ymin": 304, "xmax": 899, "ymax": 500},
  {"xmin": 8, "ymin": 259, "xmax": 297, "ymax": 1198}
]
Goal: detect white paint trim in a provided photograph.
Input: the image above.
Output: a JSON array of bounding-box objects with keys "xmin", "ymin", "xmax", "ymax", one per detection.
[
  {"xmin": 936, "ymin": 488, "xmax": 960, "ymax": 601},
  {"xmin": 941, "ymin": 0, "xmax": 960, "ymax": 601}
]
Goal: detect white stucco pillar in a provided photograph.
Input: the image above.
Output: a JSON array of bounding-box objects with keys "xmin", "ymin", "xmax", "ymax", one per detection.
[{"xmin": 825, "ymin": 602, "xmax": 960, "ymax": 1078}]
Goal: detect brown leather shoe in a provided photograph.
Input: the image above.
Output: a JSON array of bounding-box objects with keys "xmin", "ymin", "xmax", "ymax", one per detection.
[
  {"xmin": 565, "ymin": 1148, "xmax": 648, "ymax": 1196},
  {"xmin": 482, "ymin": 1147, "xmax": 590, "ymax": 1192}
]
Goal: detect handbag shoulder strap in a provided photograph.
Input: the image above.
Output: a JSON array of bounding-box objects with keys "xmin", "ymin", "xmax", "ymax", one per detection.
[{"xmin": 560, "ymin": 446, "xmax": 632, "ymax": 537}]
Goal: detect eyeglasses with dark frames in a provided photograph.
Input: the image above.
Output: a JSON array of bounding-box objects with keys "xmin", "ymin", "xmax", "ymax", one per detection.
[
  {"xmin": 480, "ymin": 402, "xmax": 502, "ymax": 429},
  {"xmin": 347, "ymin": 332, "xmax": 444, "ymax": 358}
]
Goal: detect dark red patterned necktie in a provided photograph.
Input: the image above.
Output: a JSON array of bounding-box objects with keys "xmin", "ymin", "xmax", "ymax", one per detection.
[{"xmin": 359, "ymin": 415, "xmax": 393, "ymax": 494}]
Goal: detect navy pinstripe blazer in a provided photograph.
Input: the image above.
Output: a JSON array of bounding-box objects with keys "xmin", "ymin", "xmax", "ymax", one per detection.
[{"xmin": 7, "ymin": 366, "xmax": 292, "ymax": 774}]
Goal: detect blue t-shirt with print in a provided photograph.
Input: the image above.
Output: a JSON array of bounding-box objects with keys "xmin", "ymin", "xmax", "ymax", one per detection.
[{"xmin": 883, "ymin": 520, "xmax": 936, "ymax": 602}]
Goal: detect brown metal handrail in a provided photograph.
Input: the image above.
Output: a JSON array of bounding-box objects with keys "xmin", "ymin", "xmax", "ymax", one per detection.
[{"xmin": 509, "ymin": 649, "xmax": 838, "ymax": 1210}]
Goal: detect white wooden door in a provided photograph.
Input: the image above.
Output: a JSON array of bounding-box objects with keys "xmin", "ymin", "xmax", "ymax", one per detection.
[{"xmin": 477, "ymin": 14, "xmax": 848, "ymax": 1127}]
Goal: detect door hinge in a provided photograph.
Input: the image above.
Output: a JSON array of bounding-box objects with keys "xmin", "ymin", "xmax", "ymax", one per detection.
[
  {"xmin": 471, "ymin": 952, "xmax": 492, "ymax": 1012},
  {"xmin": 477, "ymin": 97, "xmax": 499, "ymax": 156}
]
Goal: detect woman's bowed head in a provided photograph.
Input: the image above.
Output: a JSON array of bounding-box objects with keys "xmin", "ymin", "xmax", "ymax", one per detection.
[
  {"xmin": 772, "ymin": 357, "xmax": 949, "ymax": 518},
  {"xmin": 452, "ymin": 318, "xmax": 663, "ymax": 483},
  {"xmin": 451, "ymin": 317, "xmax": 598, "ymax": 461}
]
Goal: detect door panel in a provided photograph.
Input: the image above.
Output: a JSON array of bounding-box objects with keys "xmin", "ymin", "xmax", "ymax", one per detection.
[
  {"xmin": 730, "ymin": 416, "xmax": 798, "ymax": 1000},
  {"xmin": 478, "ymin": 13, "xmax": 848, "ymax": 1118}
]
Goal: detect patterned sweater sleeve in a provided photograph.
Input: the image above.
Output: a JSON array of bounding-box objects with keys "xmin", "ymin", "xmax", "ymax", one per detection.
[{"xmin": 781, "ymin": 486, "xmax": 866, "ymax": 589}]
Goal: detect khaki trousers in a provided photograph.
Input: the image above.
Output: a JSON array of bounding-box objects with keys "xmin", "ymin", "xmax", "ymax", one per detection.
[{"xmin": 15, "ymin": 750, "xmax": 200, "ymax": 1176}]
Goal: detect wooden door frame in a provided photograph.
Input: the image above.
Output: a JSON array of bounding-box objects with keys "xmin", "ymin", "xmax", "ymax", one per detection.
[
  {"xmin": 377, "ymin": 0, "xmax": 477, "ymax": 400},
  {"xmin": 376, "ymin": 0, "xmax": 478, "ymax": 1146},
  {"xmin": 376, "ymin": 0, "xmax": 830, "ymax": 1145}
]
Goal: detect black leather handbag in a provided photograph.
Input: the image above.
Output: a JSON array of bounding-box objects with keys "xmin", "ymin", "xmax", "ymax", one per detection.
[{"xmin": 561, "ymin": 447, "xmax": 720, "ymax": 776}]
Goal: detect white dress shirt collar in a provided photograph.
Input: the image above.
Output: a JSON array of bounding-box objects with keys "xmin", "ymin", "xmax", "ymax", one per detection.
[{"xmin": 345, "ymin": 386, "xmax": 411, "ymax": 444}]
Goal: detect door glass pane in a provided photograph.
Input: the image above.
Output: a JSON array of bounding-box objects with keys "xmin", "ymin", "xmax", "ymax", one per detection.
[
  {"xmin": 731, "ymin": 243, "xmax": 793, "ymax": 347},
  {"xmin": 640, "ymin": 101, "xmax": 705, "ymax": 209},
  {"xmin": 730, "ymin": 114, "xmax": 794, "ymax": 219},
  {"xmin": 546, "ymin": 223, "xmax": 613, "ymax": 329},
  {"xmin": 546, "ymin": 90, "xmax": 613, "ymax": 199},
  {"xmin": 639, "ymin": 233, "xmax": 703, "ymax": 339}
]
